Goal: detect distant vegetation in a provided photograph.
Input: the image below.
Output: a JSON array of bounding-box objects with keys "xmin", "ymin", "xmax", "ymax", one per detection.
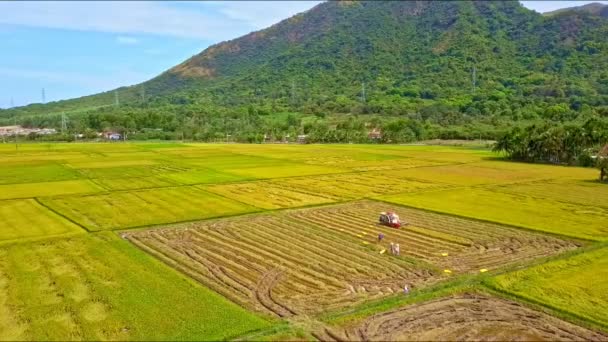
[{"xmin": 1, "ymin": 1, "xmax": 608, "ymax": 151}]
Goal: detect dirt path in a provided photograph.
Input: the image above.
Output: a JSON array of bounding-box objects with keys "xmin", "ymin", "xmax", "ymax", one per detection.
[{"xmin": 334, "ymin": 293, "xmax": 607, "ymax": 341}]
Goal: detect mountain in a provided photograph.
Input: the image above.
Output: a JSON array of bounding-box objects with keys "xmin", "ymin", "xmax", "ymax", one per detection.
[
  {"xmin": 2, "ymin": 0, "xmax": 608, "ymax": 138},
  {"xmin": 545, "ymin": 2, "xmax": 608, "ymax": 18}
]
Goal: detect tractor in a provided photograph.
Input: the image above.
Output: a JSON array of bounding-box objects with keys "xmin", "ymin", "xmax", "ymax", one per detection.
[{"xmin": 379, "ymin": 211, "xmax": 404, "ymax": 228}]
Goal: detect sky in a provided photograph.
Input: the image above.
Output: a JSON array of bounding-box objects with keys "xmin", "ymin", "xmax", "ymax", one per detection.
[{"xmin": 1, "ymin": 1, "xmax": 607, "ymax": 109}]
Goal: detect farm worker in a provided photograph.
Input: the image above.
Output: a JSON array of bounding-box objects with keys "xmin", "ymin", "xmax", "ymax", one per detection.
[
  {"xmin": 395, "ymin": 244, "xmax": 400, "ymax": 256},
  {"xmin": 378, "ymin": 233, "xmax": 385, "ymax": 242},
  {"xmin": 403, "ymin": 285, "xmax": 410, "ymax": 295},
  {"xmin": 390, "ymin": 242, "xmax": 395, "ymax": 255}
]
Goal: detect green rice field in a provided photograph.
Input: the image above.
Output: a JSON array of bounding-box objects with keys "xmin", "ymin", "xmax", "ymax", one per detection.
[{"xmin": 0, "ymin": 142, "xmax": 606, "ymax": 340}]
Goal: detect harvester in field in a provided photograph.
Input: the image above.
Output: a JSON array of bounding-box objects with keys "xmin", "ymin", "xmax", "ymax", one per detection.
[{"xmin": 379, "ymin": 211, "xmax": 405, "ymax": 228}]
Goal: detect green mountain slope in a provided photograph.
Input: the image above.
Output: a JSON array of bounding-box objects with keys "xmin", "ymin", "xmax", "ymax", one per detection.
[{"xmin": 1, "ymin": 0, "xmax": 608, "ymax": 136}]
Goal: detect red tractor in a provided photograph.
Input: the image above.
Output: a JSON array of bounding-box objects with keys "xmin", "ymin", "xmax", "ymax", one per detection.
[{"xmin": 379, "ymin": 211, "xmax": 404, "ymax": 228}]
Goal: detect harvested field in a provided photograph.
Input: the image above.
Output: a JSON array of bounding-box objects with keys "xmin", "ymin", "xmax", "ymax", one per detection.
[
  {"xmin": 331, "ymin": 293, "xmax": 607, "ymax": 341},
  {"xmin": 125, "ymin": 201, "xmax": 577, "ymax": 317},
  {"xmin": 287, "ymin": 202, "xmax": 579, "ymax": 273}
]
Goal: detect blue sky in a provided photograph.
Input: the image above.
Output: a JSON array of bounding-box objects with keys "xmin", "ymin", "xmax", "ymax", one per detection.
[{"xmin": 1, "ymin": 1, "xmax": 606, "ymax": 109}]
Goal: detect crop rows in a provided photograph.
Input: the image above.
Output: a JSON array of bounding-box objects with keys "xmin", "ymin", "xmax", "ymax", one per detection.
[
  {"xmin": 326, "ymin": 294, "xmax": 608, "ymax": 341},
  {"xmin": 288, "ymin": 202, "xmax": 579, "ymax": 272},
  {"xmin": 125, "ymin": 201, "xmax": 577, "ymax": 317}
]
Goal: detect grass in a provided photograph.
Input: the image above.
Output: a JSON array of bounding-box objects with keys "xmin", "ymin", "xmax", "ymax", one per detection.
[
  {"xmin": 0, "ymin": 199, "xmax": 84, "ymax": 241},
  {"xmin": 486, "ymin": 246, "xmax": 608, "ymax": 329},
  {"xmin": 384, "ymin": 188, "xmax": 608, "ymax": 241},
  {"xmin": 41, "ymin": 186, "xmax": 258, "ymax": 230},
  {"xmin": 0, "ymin": 232, "xmax": 269, "ymax": 340}
]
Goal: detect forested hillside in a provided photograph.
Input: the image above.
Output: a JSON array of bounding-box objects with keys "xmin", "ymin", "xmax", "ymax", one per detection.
[{"xmin": 1, "ymin": 1, "xmax": 608, "ymax": 146}]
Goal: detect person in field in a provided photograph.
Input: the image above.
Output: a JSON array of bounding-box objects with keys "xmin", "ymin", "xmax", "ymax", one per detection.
[
  {"xmin": 378, "ymin": 232, "xmax": 385, "ymax": 242},
  {"xmin": 403, "ymin": 284, "xmax": 410, "ymax": 295},
  {"xmin": 395, "ymin": 243, "xmax": 400, "ymax": 256},
  {"xmin": 390, "ymin": 242, "xmax": 395, "ymax": 255}
]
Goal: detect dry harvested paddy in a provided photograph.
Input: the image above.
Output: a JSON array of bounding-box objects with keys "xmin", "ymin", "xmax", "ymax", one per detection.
[
  {"xmin": 328, "ymin": 293, "xmax": 607, "ymax": 341},
  {"xmin": 124, "ymin": 201, "xmax": 578, "ymax": 317}
]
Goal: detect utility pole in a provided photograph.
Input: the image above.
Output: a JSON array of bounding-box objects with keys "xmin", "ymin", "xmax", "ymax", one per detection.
[
  {"xmin": 61, "ymin": 113, "xmax": 67, "ymax": 134},
  {"xmin": 141, "ymin": 85, "xmax": 145, "ymax": 103},
  {"xmin": 13, "ymin": 114, "xmax": 18, "ymax": 151},
  {"xmin": 361, "ymin": 82, "xmax": 366, "ymax": 103},
  {"xmin": 472, "ymin": 65, "xmax": 477, "ymax": 94},
  {"xmin": 42, "ymin": 88, "xmax": 46, "ymax": 104},
  {"xmin": 115, "ymin": 90, "xmax": 120, "ymax": 106},
  {"xmin": 291, "ymin": 80, "xmax": 296, "ymax": 106}
]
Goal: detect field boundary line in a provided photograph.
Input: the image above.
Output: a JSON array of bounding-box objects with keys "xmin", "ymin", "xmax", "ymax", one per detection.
[
  {"xmin": 370, "ymin": 198, "xmax": 598, "ymax": 244},
  {"xmin": 33, "ymin": 197, "xmax": 92, "ymax": 233},
  {"xmin": 0, "ymin": 231, "xmax": 84, "ymax": 248}
]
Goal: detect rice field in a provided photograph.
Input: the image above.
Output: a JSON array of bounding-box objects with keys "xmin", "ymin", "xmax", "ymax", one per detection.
[
  {"xmin": 487, "ymin": 247, "xmax": 608, "ymax": 329},
  {"xmin": 0, "ymin": 142, "xmax": 606, "ymax": 340},
  {"xmin": 0, "ymin": 199, "xmax": 84, "ymax": 241},
  {"xmin": 41, "ymin": 186, "xmax": 258, "ymax": 231},
  {"xmin": 0, "ymin": 232, "xmax": 268, "ymax": 340},
  {"xmin": 124, "ymin": 201, "xmax": 577, "ymax": 317},
  {"xmin": 384, "ymin": 188, "xmax": 608, "ymax": 241}
]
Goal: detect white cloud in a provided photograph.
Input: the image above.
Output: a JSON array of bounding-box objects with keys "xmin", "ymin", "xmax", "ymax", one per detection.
[
  {"xmin": 116, "ymin": 35, "xmax": 139, "ymax": 45},
  {"xmin": 207, "ymin": 1, "xmax": 322, "ymax": 29},
  {"xmin": 0, "ymin": 1, "xmax": 322, "ymax": 41}
]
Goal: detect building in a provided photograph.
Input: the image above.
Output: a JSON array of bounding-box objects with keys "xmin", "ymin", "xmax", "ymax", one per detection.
[
  {"xmin": 102, "ymin": 131, "xmax": 122, "ymax": 140},
  {"xmin": 0, "ymin": 125, "xmax": 56, "ymax": 136},
  {"xmin": 297, "ymin": 134, "xmax": 308, "ymax": 144},
  {"xmin": 368, "ymin": 128, "xmax": 382, "ymax": 140}
]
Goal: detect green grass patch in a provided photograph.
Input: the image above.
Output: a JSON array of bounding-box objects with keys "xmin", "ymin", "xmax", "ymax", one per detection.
[
  {"xmin": 40, "ymin": 187, "xmax": 258, "ymax": 230},
  {"xmin": 0, "ymin": 232, "xmax": 269, "ymax": 340},
  {"xmin": 0, "ymin": 199, "xmax": 84, "ymax": 241},
  {"xmin": 384, "ymin": 188, "xmax": 608, "ymax": 241},
  {"xmin": 91, "ymin": 177, "xmax": 179, "ymax": 191}
]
